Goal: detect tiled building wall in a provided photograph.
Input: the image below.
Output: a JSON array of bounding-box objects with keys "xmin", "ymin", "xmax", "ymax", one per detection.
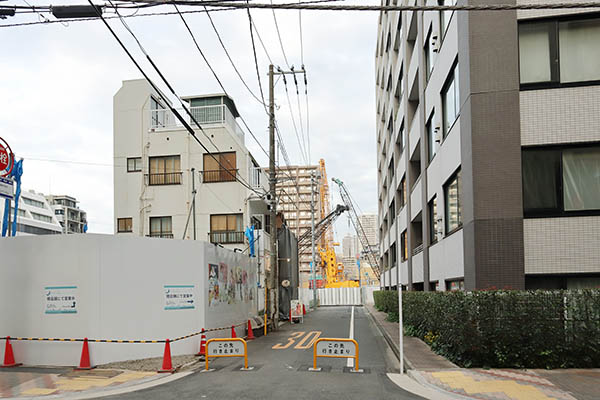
[
  {"xmin": 521, "ymin": 87, "xmax": 600, "ymax": 146},
  {"xmin": 524, "ymin": 217, "xmax": 600, "ymax": 274}
]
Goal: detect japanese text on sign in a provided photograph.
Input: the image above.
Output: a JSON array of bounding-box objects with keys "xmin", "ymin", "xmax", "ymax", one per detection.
[
  {"xmin": 315, "ymin": 340, "xmax": 356, "ymax": 357},
  {"xmin": 208, "ymin": 341, "xmax": 244, "ymax": 355},
  {"xmin": 45, "ymin": 286, "xmax": 77, "ymax": 314},
  {"xmin": 164, "ymin": 285, "xmax": 195, "ymax": 310}
]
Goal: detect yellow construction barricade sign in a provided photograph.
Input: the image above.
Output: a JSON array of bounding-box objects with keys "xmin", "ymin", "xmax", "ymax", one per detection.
[
  {"xmin": 205, "ymin": 338, "xmax": 253, "ymax": 371},
  {"xmin": 310, "ymin": 338, "xmax": 362, "ymax": 373}
]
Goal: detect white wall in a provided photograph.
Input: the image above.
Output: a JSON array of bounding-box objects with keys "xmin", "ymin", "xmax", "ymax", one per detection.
[{"xmin": 0, "ymin": 234, "xmax": 257, "ymax": 366}]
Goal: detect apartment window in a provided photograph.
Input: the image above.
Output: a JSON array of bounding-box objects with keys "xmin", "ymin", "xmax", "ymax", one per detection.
[
  {"xmin": 519, "ymin": 18, "xmax": 600, "ymax": 87},
  {"xmin": 55, "ymin": 209, "xmax": 64, "ymax": 215},
  {"xmin": 149, "ymin": 216, "xmax": 172, "ymax": 238},
  {"xmin": 522, "ymin": 145, "xmax": 600, "ymax": 216},
  {"xmin": 424, "ymin": 27, "xmax": 435, "ymax": 80},
  {"xmin": 203, "ymin": 152, "xmax": 237, "ymax": 183},
  {"xmin": 438, "ymin": 0, "xmax": 456, "ymax": 38},
  {"xmin": 444, "ymin": 168, "xmax": 462, "ymax": 234},
  {"xmin": 117, "ymin": 217, "xmax": 133, "ymax": 233},
  {"xmin": 148, "ymin": 155, "xmax": 181, "ymax": 185},
  {"xmin": 210, "ymin": 214, "xmax": 244, "ymax": 244},
  {"xmin": 399, "ymin": 176, "xmax": 406, "ymax": 207},
  {"xmin": 390, "ymin": 242, "xmax": 397, "ymax": 268},
  {"xmin": 396, "ymin": 121, "xmax": 405, "ymax": 155},
  {"xmin": 400, "ymin": 230, "xmax": 408, "ymax": 261},
  {"xmin": 127, "ymin": 157, "xmax": 142, "ymax": 172},
  {"xmin": 389, "ymin": 199, "xmax": 396, "ymax": 222},
  {"xmin": 31, "ymin": 212, "xmax": 53, "ymax": 223},
  {"xmin": 396, "ymin": 66, "xmax": 404, "ymax": 99},
  {"xmin": 388, "ymin": 116, "xmax": 394, "ymax": 140},
  {"xmin": 150, "ymin": 96, "xmax": 166, "ymax": 128},
  {"xmin": 429, "ymin": 197, "xmax": 438, "ymax": 244},
  {"xmin": 22, "ymin": 197, "xmax": 45, "ymax": 209},
  {"xmin": 442, "ymin": 62, "xmax": 460, "ymax": 138},
  {"xmin": 426, "ymin": 111, "xmax": 437, "ymax": 162}
]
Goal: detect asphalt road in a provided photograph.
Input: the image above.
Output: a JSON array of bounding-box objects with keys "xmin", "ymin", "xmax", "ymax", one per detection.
[{"xmin": 104, "ymin": 306, "xmax": 424, "ymax": 400}]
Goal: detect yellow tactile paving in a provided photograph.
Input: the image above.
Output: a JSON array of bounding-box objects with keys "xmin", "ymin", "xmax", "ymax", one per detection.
[
  {"xmin": 53, "ymin": 370, "xmax": 157, "ymax": 392},
  {"xmin": 20, "ymin": 388, "xmax": 59, "ymax": 396},
  {"xmin": 431, "ymin": 371, "xmax": 556, "ymax": 400}
]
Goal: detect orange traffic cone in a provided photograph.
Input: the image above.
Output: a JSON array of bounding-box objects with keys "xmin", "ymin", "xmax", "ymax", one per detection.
[
  {"xmin": 75, "ymin": 338, "xmax": 94, "ymax": 370},
  {"xmin": 1, "ymin": 337, "xmax": 21, "ymax": 368},
  {"xmin": 231, "ymin": 325, "xmax": 237, "ymax": 338},
  {"xmin": 158, "ymin": 339, "xmax": 174, "ymax": 373},
  {"xmin": 246, "ymin": 320, "xmax": 255, "ymax": 340},
  {"xmin": 303, "ymin": 304, "xmax": 306, "ymax": 315},
  {"xmin": 196, "ymin": 330, "xmax": 206, "ymax": 357}
]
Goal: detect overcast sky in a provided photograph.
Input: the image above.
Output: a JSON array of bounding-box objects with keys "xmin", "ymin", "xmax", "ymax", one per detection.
[{"xmin": 0, "ymin": 0, "xmax": 380, "ymax": 239}]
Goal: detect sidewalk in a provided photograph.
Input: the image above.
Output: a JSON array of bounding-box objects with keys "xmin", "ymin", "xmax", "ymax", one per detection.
[
  {"xmin": 0, "ymin": 365, "xmax": 193, "ymax": 399},
  {"xmin": 365, "ymin": 303, "xmax": 599, "ymax": 400}
]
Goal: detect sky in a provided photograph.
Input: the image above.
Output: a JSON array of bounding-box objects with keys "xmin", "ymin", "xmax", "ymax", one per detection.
[{"xmin": 0, "ymin": 0, "xmax": 380, "ymax": 239}]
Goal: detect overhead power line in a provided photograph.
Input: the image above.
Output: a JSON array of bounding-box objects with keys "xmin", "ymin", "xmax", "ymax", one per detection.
[{"xmin": 112, "ymin": 1, "xmax": 600, "ymax": 11}]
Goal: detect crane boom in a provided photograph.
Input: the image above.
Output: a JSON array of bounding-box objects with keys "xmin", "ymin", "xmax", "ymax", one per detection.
[
  {"xmin": 331, "ymin": 177, "xmax": 381, "ymax": 281},
  {"xmin": 297, "ymin": 204, "xmax": 348, "ymax": 253}
]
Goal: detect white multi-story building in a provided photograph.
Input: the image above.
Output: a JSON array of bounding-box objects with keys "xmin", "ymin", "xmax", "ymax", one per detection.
[
  {"xmin": 113, "ymin": 79, "xmax": 270, "ymax": 252},
  {"xmin": 376, "ymin": 1, "xmax": 600, "ymax": 291},
  {"xmin": 46, "ymin": 195, "xmax": 87, "ymax": 234},
  {"xmin": 0, "ymin": 190, "xmax": 62, "ymax": 236}
]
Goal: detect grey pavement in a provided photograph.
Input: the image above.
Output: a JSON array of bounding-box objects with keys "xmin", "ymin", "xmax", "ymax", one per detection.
[{"xmin": 101, "ymin": 306, "xmax": 426, "ymax": 400}]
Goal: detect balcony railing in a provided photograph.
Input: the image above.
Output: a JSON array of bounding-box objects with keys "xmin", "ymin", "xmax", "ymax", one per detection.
[
  {"xmin": 209, "ymin": 231, "xmax": 245, "ymax": 244},
  {"xmin": 202, "ymin": 169, "xmax": 237, "ymax": 183},
  {"xmin": 412, "ymin": 243, "xmax": 424, "ymax": 256},
  {"xmin": 147, "ymin": 232, "xmax": 174, "ymax": 239},
  {"xmin": 150, "ymin": 105, "xmax": 245, "ymax": 143},
  {"xmin": 145, "ymin": 172, "xmax": 182, "ymax": 186}
]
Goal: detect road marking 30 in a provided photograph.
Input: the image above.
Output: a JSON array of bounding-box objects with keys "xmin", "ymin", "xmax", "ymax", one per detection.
[{"xmin": 272, "ymin": 331, "xmax": 322, "ymax": 350}]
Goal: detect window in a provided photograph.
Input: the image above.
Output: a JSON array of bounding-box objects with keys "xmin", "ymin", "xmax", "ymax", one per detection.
[
  {"xmin": 396, "ymin": 121, "xmax": 405, "ymax": 155},
  {"xmin": 117, "ymin": 217, "xmax": 133, "ymax": 233},
  {"xmin": 150, "ymin": 96, "xmax": 166, "ymax": 128},
  {"xmin": 127, "ymin": 157, "xmax": 142, "ymax": 172},
  {"xmin": 149, "ymin": 216, "xmax": 172, "ymax": 238},
  {"xmin": 22, "ymin": 197, "xmax": 45, "ymax": 209},
  {"xmin": 55, "ymin": 209, "xmax": 64, "ymax": 215},
  {"xmin": 203, "ymin": 152, "xmax": 237, "ymax": 183},
  {"xmin": 442, "ymin": 62, "xmax": 460, "ymax": 138},
  {"xmin": 396, "ymin": 66, "xmax": 404, "ymax": 99},
  {"xmin": 399, "ymin": 176, "xmax": 407, "ymax": 208},
  {"xmin": 400, "ymin": 230, "xmax": 408, "ymax": 261},
  {"xmin": 426, "ymin": 111, "xmax": 437, "ymax": 162},
  {"xmin": 388, "ymin": 116, "xmax": 394, "ymax": 140},
  {"xmin": 210, "ymin": 214, "xmax": 244, "ymax": 244},
  {"xmin": 438, "ymin": 0, "xmax": 456, "ymax": 38},
  {"xmin": 519, "ymin": 18, "xmax": 600, "ymax": 87},
  {"xmin": 148, "ymin": 155, "xmax": 181, "ymax": 185},
  {"xmin": 522, "ymin": 145, "xmax": 600, "ymax": 216},
  {"xmin": 31, "ymin": 212, "xmax": 53, "ymax": 223},
  {"xmin": 444, "ymin": 168, "xmax": 462, "ymax": 233},
  {"xmin": 446, "ymin": 279, "xmax": 464, "ymax": 291},
  {"xmin": 389, "ymin": 199, "xmax": 396, "ymax": 222},
  {"xmin": 429, "ymin": 197, "xmax": 438, "ymax": 244},
  {"xmin": 390, "ymin": 242, "xmax": 397, "ymax": 268},
  {"xmin": 10, "ymin": 207, "xmax": 26, "ymax": 217},
  {"xmin": 424, "ymin": 27, "xmax": 435, "ymax": 80}
]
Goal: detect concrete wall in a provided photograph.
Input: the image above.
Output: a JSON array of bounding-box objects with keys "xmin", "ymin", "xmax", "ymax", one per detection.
[{"xmin": 0, "ymin": 234, "xmax": 257, "ymax": 366}]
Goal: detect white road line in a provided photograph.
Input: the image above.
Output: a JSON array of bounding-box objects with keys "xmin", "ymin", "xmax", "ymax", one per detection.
[{"xmin": 347, "ymin": 305, "xmax": 355, "ymax": 368}]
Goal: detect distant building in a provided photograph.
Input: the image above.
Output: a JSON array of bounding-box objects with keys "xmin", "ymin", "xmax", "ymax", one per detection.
[
  {"xmin": 0, "ymin": 190, "xmax": 62, "ymax": 235},
  {"xmin": 46, "ymin": 195, "xmax": 87, "ymax": 234},
  {"xmin": 358, "ymin": 213, "xmax": 378, "ymax": 255},
  {"xmin": 342, "ymin": 234, "xmax": 359, "ymax": 258}
]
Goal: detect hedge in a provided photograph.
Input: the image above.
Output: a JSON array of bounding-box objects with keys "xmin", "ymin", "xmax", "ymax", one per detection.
[{"xmin": 373, "ymin": 289, "xmax": 600, "ymax": 369}]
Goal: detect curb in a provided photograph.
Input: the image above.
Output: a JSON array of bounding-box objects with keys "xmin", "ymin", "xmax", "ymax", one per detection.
[
  {"xmin": 407, "ymin": 370, "xmax": 476, "ymax": 400},
  {"xmin": 4, "ymin": 370, "xmax": 194, "ymax": 400},
  {"xmin": 363, "ymin": 305, "xmax": 415, "ymax": 371}
]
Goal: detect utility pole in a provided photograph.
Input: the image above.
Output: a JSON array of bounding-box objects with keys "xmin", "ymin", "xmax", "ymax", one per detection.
[
  {"xmin": 191, "ymin": 168, "xmax": 196, "ymax": 240},
  {"xmin": 310, "ymin": 170, "xmax": 317, "ymax": 308},
  {"xmin": 268, "ymin": 64, "xmax": 278, "ymax": 331}
]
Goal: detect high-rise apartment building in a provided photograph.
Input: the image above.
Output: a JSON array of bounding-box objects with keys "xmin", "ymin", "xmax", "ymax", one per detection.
[
  {"xmin": 376, "ymin": 1, "xmax": 600, "ymax": 291},
  {"xmin": 274, "ymin": 165, "xmax": 323, "ymax": 287},
  {"xmin": 46, "ymin": 195, "xmax": 87, "ymax": 234},
  {"xmin": 113, "ymin": 79, "xmax": 269, "ymax": 251},
  {"xmin": 0, "ymin": 190, "xmax": 62, "ymax": 235},
  {"xmin": 358, "ymin": 213, "xmax": 378, "ymax": 254}
]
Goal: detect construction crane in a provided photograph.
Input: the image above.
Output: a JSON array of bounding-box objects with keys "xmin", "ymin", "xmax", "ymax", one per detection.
[
  {"xmin": 331, "ymin": 177, "xmax": 381, "ymax": 281},
  {"xmin": 297, "ymin": 204, "xmax": 348, "ymax": 253}
]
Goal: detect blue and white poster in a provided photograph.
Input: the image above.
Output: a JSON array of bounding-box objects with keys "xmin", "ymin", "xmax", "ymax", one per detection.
[
  {"xmin": 164, "ymin": 285, "xmax": 195, "ymax": 310},
  {"xmin": 45, "ymin": 286, "xmax": 77, "ymax": 314}
]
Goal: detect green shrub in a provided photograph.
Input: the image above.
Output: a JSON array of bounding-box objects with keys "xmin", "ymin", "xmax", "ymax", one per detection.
[{"xmin": 375, "ymin": 289, "xmax": 600, "ymax": 369}]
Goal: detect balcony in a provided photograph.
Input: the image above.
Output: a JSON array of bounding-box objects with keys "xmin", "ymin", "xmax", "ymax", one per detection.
[
  {"xmin": 202, "ymin": 169, "xmax": 238, "ymax": 183},
  {"xmin": 147, "ymin": 233, "xmax": 174, "ymax": 239},
  {"xmin": 145, "ymin": 172, "xmax": 182, "ymax": 186},
  {"xmin": 209, "ymin": 231, "xmax": 245, "ymax": 244},
  {"xmin": 150, "ymin": 104, "xmax": 245, "ymax": 143}
]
